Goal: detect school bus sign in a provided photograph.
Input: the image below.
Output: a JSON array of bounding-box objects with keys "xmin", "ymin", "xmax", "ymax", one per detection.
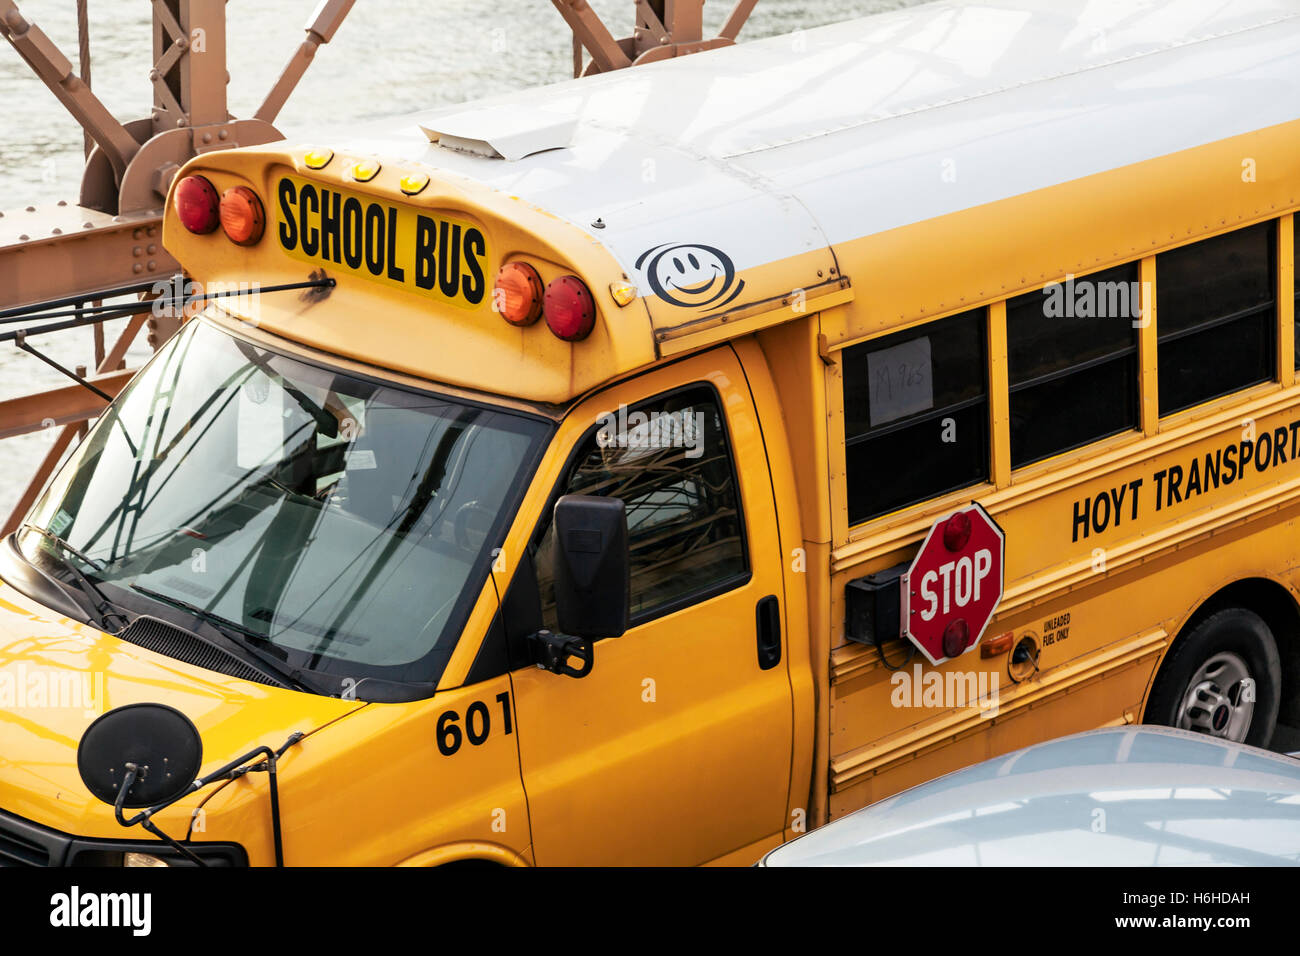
[
  {"xmin": 274, "ymin": 173, "xmax": 490, "ymax": 310},
  {"xmin": 901, "ymin": 504, "xmax": 1006, "ymax": 665}
]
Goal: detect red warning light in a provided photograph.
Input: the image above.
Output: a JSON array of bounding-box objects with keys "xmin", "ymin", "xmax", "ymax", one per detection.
[
  {"xmin": 174, "ymin": 175, "xmax": 221, "ymax": 234},
  {"xmin": 543, "ymin": 275, "xmax": 596, "ymax": 341}
]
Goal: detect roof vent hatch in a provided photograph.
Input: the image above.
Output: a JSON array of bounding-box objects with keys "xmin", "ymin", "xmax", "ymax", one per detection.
[{"xmin": 420, "ymin": 106, "xmax": 576, "ymax": 161}]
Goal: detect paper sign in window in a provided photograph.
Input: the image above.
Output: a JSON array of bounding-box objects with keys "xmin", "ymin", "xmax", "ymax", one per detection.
[
  {"xmin": 347, "ymin": 449, "xmax": 378, "ymax": 470},
  {"xmin": 866, "ymin": 336, "xmax": 934, "ymax": 427}
]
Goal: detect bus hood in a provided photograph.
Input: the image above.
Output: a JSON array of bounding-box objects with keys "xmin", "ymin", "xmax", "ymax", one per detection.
[{"xmin": 0, "ymin": 583, "xmax": 365, "ymax": 839}]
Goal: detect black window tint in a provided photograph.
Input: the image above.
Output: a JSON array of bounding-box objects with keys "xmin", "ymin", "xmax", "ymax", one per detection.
[
  {"xmin": 1157, "ymin": 222, "xmax": 1276, "ymax": 415},
  {"xmin": 534, "ymin": 385, "xmax": 747, "ymax": 627},
  {"xmin": 843, "ymin": 308, "xmax": 988, "ymax": 524},
  {"xmin": 1007, "ymin": 262, "xmax": 1140, "ymax": 467}
]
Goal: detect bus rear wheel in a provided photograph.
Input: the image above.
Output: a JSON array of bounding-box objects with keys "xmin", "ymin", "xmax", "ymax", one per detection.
[{"xmin": 1145, "ymin": 607, "xmax": 1281, "ymax": 748}]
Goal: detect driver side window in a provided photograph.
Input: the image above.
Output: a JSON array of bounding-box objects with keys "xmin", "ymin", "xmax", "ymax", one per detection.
[{"xmin": 533, "ymin": 384, "xmax": 749, "ymax": 629}]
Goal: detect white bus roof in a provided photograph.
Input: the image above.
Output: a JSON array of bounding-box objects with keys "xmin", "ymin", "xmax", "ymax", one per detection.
[{"xmin": 329, "ymin": 0, "xmax": 1300, "ymax": 292}]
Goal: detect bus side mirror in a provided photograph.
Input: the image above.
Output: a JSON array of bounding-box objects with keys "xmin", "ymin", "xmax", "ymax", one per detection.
[{"xmin": 553, "ymin": 494, "xmax": 629, "ymax": 639}]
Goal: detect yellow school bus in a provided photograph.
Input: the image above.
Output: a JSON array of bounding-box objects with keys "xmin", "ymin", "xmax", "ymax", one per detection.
[{"xmin": 2, "ymin": 0, "xmax": 1299, "ymax": 866}]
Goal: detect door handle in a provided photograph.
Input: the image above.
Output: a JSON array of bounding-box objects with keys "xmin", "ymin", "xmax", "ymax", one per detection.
[{"xmin": 756, "ymin": 594, "xmax": 781, "ymax": 670}]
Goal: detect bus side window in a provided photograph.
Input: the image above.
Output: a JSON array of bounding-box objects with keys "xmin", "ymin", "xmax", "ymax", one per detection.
[
  {"xmin": 1157, "ymin": 220, "xmax": 1278, "ymax": 415},
  {"xmin": 533, "ymin": 384, "xmax": 748, "ymax": 630},
  {"xmin": 1006, "ymin": 261, "xmax": 1141, "ymax": 468},
  {"xmin": 841, "ymin": 307, "xmax": 989, "ymax": 524}
]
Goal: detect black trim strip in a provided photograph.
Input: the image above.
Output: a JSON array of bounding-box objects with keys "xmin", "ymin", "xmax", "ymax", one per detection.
[
  {"xmin": 1008, "ymin": 345, "xmax": 1138, "ymax": 394},
  {"xmin": 845, "ymin": 394, "xmax": 987, "ymax": 446},
  {"xmin": 1156, "ymin": 300, "xmax": 1275, "ymax": 346}
]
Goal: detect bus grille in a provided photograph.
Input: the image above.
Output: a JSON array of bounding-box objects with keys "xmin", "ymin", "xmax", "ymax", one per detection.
[
  {"xmin": 0, "ymin": 827, "xmax": 50, "ymax": 866},
  {"xmin": 116, "ymin": 616, "xmax": 281, "ymax": 687},
  {"xmin": 0, "ymin": 810, "xmax": 63, "ymax": 866}
]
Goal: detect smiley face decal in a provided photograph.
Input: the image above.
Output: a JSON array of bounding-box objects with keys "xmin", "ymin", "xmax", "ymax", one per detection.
[{"xmin": 636, "ymin": 242, "xmax": 746, "ymax": 311}]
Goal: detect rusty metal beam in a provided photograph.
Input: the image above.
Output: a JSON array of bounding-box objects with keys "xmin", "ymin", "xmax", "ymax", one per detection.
[
  {"xmin": 1, "ymin": 424, "xmax": 79, "ymax": 536},
  {"xmin": 0, "ymin": 369, "xmax": 135, "ymax": 442},
  {"xmin": 553, "ymin": 0, "xmax": 633, "ymax": 75},
  {"xmin": 719, "ymin": 0, "xmax": 758, "ymax": 41},
  {"xmin": 149, "ymin": 0, "xmax": 228, "ymax": 132},
  {"xmin": 0, "ymin": 206, "xmax": 173, "ymax": 312},
  {"xmin": 0, "ymin": 309, "xmax": 146, "ymax": 441},
  {"xmin": 563, "ymin": 0, "xmax": 755, "ymax": 76},
  {"xmin": 95, "ymin": 312, "xmax": 149, "ymax": 375},
  {"xmin": 664, "ymin": 0, "xmax": 703, "ymax": 42},
  {"xmin": 256, "ymin": 0, "xmax": 357, "ymax": 125},
  {"xmin": 635, "ymin": 0, "xmax": 669, "ymax": 48},
  {"xmin": 0, "ymin": 310, "xmax": 147, "ymax": 532},
  {"xmin": 0, "ymin": 0, "xmax": 141, "ymax": 183}
]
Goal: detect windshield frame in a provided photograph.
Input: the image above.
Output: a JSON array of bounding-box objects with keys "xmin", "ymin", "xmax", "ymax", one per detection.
[{"xmin": 15, "ymin": 311, "xmax": 556, "ymax": 700}]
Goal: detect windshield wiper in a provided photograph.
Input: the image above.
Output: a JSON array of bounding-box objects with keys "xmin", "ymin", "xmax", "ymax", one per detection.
[
  {"xmin": 128, "ymin": 583, "xmax": 326, "ymax": 695},
  {"xmin": 20, "ymin": 524, "xmax": 129, "ymax": 632}
]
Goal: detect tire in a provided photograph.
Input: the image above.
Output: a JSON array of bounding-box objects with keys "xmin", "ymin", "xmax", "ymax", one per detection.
[{"xmin": 1144, "ymin": 607, "xmax": 1282, "ymax": 748}]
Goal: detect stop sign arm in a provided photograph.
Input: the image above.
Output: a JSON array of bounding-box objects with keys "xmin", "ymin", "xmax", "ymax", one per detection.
[{"xmin": 900, "ymin": 503, "xmax": 1006, "ymax": 666}]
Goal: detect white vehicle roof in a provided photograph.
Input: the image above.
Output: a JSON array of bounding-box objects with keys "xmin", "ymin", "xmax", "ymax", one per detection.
[
  {"xmin": 761, "ymin": 727, "xmax": 1300, "ymax": 866},
  {"xmin": 331, "ymin": 0, "xmax": 1300, "ymax": 285}
]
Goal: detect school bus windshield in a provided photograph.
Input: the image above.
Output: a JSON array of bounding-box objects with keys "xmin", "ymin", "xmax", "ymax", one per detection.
[{"xmin": 18, "ymin": 316, "xmax": 549, "ymax": 693}]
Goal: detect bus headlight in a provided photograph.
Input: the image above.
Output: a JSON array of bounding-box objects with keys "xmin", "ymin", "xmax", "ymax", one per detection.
[{"xmin": 65, "ymin": 841, "xmax": 249, "ymax": 867}]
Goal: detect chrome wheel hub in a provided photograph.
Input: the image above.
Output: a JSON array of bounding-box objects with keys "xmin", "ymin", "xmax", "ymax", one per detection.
[{"xmin": 1175, "ymin": 651, "xmax": 1255, "ymax": 742}]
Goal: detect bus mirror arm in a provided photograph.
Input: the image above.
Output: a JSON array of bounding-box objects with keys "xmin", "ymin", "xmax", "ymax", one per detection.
[
  {"xmin": 529, "ymin": 628, "xmax": 594, "ymax": 679},
  {"xmin": 110, "ymin": 735, "xmax": 303, "ymax": 867},
  {"xmin": 78, "ymin": 702, "xmax": 305, "ymax": 866}
]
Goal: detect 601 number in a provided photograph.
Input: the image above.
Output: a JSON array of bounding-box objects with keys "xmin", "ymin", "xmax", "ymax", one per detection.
[{"xmin": 437, "ymin": 691, "xmax": 513, "ymax": 756}]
